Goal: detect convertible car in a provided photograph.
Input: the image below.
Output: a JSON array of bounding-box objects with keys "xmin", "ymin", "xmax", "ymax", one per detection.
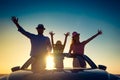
[{"xmin": 0, "ymin": 55, "xmax": 120, "ymax": 80}]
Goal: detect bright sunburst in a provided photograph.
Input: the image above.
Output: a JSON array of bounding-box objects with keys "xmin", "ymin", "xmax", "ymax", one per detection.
[{"xmin": 46, "ymin": 55, "xmax": 55, "ymax": 70}]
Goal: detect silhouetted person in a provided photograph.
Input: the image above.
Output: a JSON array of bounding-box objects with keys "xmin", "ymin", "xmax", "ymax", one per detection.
[
  {"xmin": 69, "ymin": 30, "xmax": 102, "ymax": 68},
  {"xmin": 11, "ymin": 16, "xmax": 52, "ymax": 72},
  {"xmin": 49, "ymin": 31, "xmax": 70, "ymax": 69}
]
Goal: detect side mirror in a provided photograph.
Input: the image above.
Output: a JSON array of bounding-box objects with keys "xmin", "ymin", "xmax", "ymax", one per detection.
[
  {"xmin": 11, "ymin": 66, "xmax": 20, "ymax": 72},
  {"xmin": 98, "ymin": 65, "xmax": 107, "ymax": 70}
]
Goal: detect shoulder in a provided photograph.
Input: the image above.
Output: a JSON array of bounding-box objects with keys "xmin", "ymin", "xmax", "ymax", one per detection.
[
  {"xmin": 81, "ymin": 41, "xmax": 87, "ymax": 45},
  {"xmin": 44, "ymin": 36, "xmax": 50, "ymax": 39},
  {"xmin": 43, "ymin": 36, "xmax": 50, "ymax": 41}
]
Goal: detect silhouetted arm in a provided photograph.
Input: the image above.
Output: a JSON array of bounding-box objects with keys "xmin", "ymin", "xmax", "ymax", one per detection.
[
  {"xmin": 49, "ymin": 31, "xmax": 55, "ymax": 47},
  {"xmin": 11, "ymin": 16, "xmax": 34, "ymax": 38},
  {"xmin": 46, "ymin": 37, "xmax": 52, "ymax": 53},
  {"xmin": 63, "ymin": 32, "xmax": 70, "ymax": 49},
  {"xmin": 84, "ymin": 30, "xmax": 102, "ymax": 44}
]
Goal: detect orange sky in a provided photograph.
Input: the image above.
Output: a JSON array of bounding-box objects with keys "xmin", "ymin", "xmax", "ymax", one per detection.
[{"xmin": 0, "ymin": 0, "xmax": 120, "ymax": 74}]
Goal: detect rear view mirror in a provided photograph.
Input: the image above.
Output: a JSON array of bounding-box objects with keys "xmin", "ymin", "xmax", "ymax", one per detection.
[
  {"xmin": 98, "ymin": 65, "xmax": 107, "ymax": 70},
  {"xmin": 11, "ymin": 66, "xmax": 20, "ymax": 72}
]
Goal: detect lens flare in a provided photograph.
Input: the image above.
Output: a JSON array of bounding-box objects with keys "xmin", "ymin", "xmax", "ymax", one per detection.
[{"xmin": 46, "ymin": 55, "xmax": 55, "ymax": 70}]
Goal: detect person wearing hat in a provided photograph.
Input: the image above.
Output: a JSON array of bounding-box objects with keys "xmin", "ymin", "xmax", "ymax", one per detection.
[
  {"xmin": 69, "ymin": 30, "xmax": 102, "ymax": 68},
  {"xmin": 11, "ymin": 16, "xmax": 52, "ymax": 72}
]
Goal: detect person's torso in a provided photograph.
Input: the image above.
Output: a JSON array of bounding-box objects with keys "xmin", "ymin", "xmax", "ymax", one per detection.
[
  {"xmin": 30, "ymin": 35, "xmax": 49, "ymax": 56},
  {"xmin": 72, "ymin": 42, "xmax": 85, "ymax": 55},
  {"xmin": 53, "ymin": 45, "xmax": 64, "ymax": 54}
]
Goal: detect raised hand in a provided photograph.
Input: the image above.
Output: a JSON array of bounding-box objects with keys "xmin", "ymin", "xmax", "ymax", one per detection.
[
  {"xmin": 11, "ymin": 16, "xmax": 18, "ymax": 24},
  {"xmin": 64, "ymin": 32, "xmax": 70, "ymax": 37},
  {"xmin": 49, "ymin": 31, "xmax": 55, "ymax": 36},
  {"xmin": 97, "ymin": 30, "xmax": 102, "ymax": 35}
]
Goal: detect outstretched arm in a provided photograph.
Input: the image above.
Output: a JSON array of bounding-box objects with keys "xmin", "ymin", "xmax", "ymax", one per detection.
[
  {"xmin": 63, "ymin": 32, "xmax": 70, "ymax": 49},
  {"xmin": 11, "ymin": 16, "xmax": 34, "ymax": 38},
  {"xmin": 49, "ymin": 31, "xmax": 55, "ymax": 47},
  {"xmin": 84, "ymin": 30, "xmax": 102, "ymax": 44}
]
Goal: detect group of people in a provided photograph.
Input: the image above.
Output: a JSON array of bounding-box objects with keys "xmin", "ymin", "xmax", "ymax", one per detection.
[{"xmin": 11, "ymin": 16, "xmax": 102, "ymax": 72}]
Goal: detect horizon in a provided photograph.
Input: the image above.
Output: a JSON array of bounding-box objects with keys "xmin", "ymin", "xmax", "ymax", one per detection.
[{"xmin": 0, "ymin": 0, "xmax": 120, "ymax": 74}]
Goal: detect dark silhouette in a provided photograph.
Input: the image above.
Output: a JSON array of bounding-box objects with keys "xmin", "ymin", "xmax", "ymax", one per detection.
[
  {"xmin": 69, "ymin": 30, "xmax": 102, "ymax": 68},
  {"xmin": 49, "ymin": 31, "xmax": 70, "ymax": 69},
  {"xmin": 11, "ymin": 16, "xmax": 52, "ymax": 72}
]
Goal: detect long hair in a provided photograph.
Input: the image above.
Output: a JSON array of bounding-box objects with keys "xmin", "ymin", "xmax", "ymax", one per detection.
[{"xmin": 71, "ymin": 34, "xmax": 80, "ymax": 45}]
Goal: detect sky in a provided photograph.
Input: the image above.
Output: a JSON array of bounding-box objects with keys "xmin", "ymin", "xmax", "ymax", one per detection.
[{"xmin": 0, "ymin": 0, "xmax": 120, "ymax": 74}]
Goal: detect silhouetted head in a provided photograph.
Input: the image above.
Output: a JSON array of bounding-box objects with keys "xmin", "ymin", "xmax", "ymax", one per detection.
[
  {"xmin": 72, "ymin": 31, "xmax": 80, "ymax": 38},
  {"xmin": 55, "ymin": 40, "xmax": 63, "ymax": 50},
  {"xmin": 72, "ymin": 31, "xmax": 80, "ymax": 43},
  {"xmin": 56, "ymin": 40, "xmax": 62, "ymax": 45},
  {"xmin": 36, "ymin": 24, "xmax": 45, "ymax": 34}
]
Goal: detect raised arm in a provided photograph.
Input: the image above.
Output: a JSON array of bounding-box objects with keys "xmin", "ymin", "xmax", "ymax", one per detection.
[
  {"xmin": 11, "ymin": 16, "xmax": 34, "ymax": 38},
  {"xmin": 63, "ymin": 32, "xmax": 70, "ymax": 49},
  {"xmin": 49, "ymin": 31, "xmax": 55, "ymax": 47},
  {"xmin": 84, "ymin": 30, "xmax": 102, "ymax": 44}
]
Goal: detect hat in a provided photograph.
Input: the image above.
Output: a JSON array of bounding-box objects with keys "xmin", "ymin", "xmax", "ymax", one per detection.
[
  {"xmin": 36, "ymin": 24, "xmax": 45, "ymax": 30},
  {"xmin": 72, "ymin": 31, "xmax": 80, "ymax": 37}
]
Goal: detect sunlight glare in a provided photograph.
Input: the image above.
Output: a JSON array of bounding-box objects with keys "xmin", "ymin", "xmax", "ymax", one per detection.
[{"xmin": 46, "ymin": 55, "xmax": 55, "ymax": 70}]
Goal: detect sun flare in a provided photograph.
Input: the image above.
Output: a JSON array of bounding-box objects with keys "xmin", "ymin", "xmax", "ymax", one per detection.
[{"xmin": 46, "ymin": 55, "xmax": 55, "ymax": 70}]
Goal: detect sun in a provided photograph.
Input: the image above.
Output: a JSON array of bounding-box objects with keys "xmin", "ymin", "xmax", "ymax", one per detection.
[{"xmin": 46, "ymin": 55, "xmax": 55, "ymax": 70}]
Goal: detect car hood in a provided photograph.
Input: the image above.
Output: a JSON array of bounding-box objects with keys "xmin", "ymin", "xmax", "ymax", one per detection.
[{"xmin": 0, "ymin": 69, "xmax": 119, "ymax": 80}]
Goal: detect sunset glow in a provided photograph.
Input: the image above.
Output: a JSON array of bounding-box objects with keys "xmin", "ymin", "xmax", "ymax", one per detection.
[
  {"xmin": 0, "ymin": 0, "xmax": 120, "ymax": 74},
  {"xmin": 46, "ymin": 55, "xmax": 55, "ymax": 70}
]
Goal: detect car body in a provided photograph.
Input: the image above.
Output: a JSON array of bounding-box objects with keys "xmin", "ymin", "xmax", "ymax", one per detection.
[{"xmin": 0, "ymin": 55, "xmax": 120, "ymax": 80}]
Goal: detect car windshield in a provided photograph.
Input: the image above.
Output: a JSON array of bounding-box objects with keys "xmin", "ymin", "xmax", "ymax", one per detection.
[
  {"xmin": 45, "ymin": 54, "xmax": 97, "ymax": 72},
  {"xmin": 11, "ymin": 54, "xmax": 97, "ymax": 73}
]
